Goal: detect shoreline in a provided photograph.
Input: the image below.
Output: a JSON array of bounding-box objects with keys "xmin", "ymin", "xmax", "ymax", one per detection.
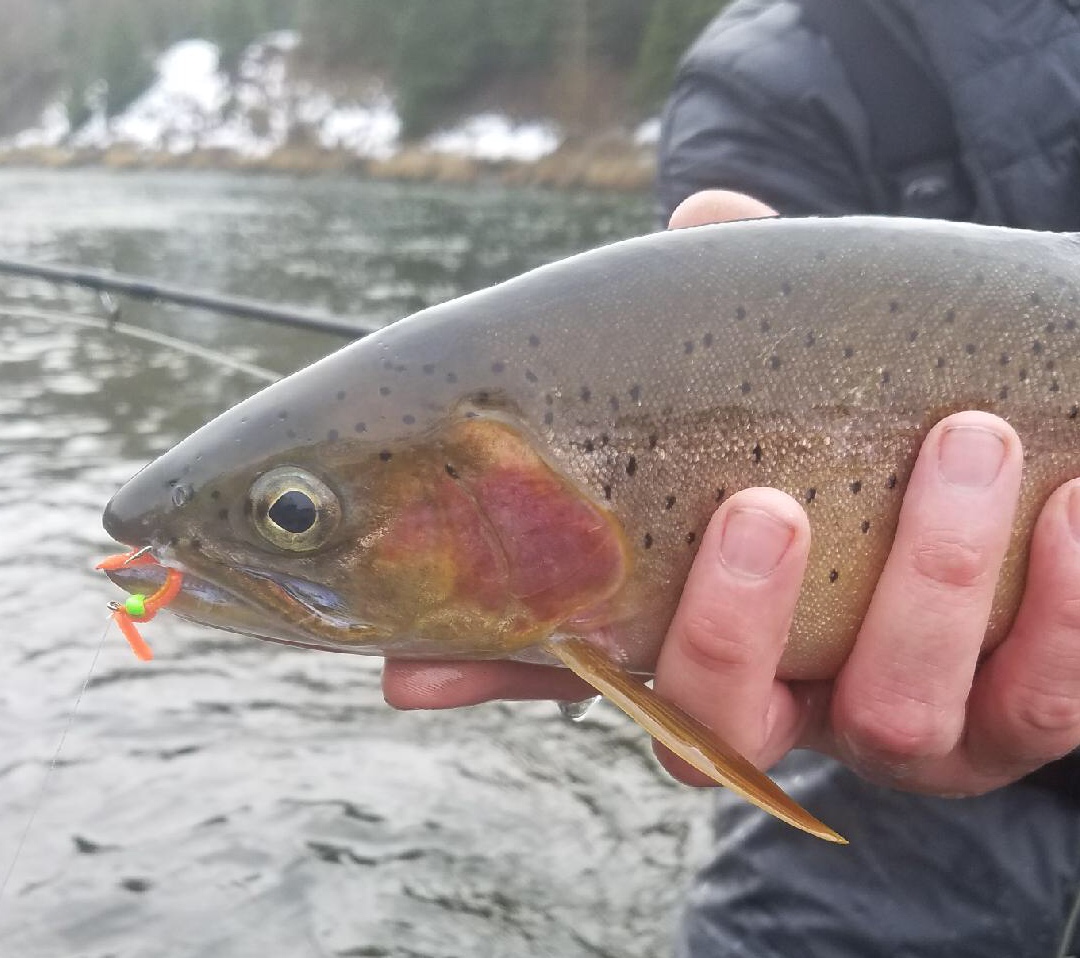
[{"xmin": 0, "ymin": 137, "xmax": 656, "ymax": 193}]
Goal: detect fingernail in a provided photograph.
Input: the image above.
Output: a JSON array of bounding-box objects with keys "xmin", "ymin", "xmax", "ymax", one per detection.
[
  {"xmin": 720, "ymin": 508, "xmax": 794, "ymax": 578},
  {"xmin": 1068, "ymin": 485, "xmax": 1080, "ymax": 543},
  {"xmin": 938, "ymin": 425, "xmax": 1006, "ymax": 487}
]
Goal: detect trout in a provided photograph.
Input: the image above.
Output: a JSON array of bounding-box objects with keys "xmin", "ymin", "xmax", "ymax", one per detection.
[{"xmin": 102, "ymin": 216, "xmax": 1080, "ymax": 843}]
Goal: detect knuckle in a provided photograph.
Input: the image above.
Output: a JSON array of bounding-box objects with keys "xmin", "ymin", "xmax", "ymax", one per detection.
[
  {"xmin": 910, "ymin": 535, "xmax": 989, "ymax": 591},
  {"xmin": 677, "ymin": 607, "xmax": 757, "ymax": 674},
  {"xmin": 1004, "ymin": 684, "xmax": 1080, "ymax": 739},
  {"xmin": 841, "ymin": 698, "xmax": 957, "ymax": 766},
  {"xmin": 1052, "ymin": 597, "xmax": 1080, "ymax": 635}
]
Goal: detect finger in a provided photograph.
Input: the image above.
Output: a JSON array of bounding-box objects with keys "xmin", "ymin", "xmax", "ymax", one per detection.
[
  {"xmin": 831, "ymin": 412, "xmax": 1023, "ymax": 776},
  {"xmin": 382, "ymin": 659, "xmax": 593, "ymax": 709},
  {"xmin": 964, "ymin": 478, "xmax": 1080, "ymax": 780},
  {"xmin": 653, "ymin": 488, "xmax": 811, "ymax": 784},
  {"xmin": 668, "ymin": 189, "xmax": 777, "ymax": 229}
]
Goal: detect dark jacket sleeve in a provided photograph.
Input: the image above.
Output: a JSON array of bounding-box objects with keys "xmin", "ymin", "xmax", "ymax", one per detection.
[{"xmin": 656, "ymin": 0, "xmax": 883, "ymax": 224}]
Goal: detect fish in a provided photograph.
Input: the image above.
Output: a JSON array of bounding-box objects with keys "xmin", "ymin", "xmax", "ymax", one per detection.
[{"xmin": 102, "ymin": 215, "xmax": 1080, "ymax": 844}]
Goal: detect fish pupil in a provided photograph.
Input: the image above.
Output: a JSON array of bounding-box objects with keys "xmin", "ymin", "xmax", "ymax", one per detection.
[{"xmin": 269, "ymin": 490, "xmax": 317, "ymax": 534}]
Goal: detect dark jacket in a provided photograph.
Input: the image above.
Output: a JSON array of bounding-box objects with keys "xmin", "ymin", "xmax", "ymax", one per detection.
[{"xmin": 657, "ymin": 0, "xmax": 1080, "ymax": 229}]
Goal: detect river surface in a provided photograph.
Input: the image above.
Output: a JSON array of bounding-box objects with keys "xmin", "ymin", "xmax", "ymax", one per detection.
[{"xmin": 0, "ymin": 170, "xmax": 714, "ymax": 957}]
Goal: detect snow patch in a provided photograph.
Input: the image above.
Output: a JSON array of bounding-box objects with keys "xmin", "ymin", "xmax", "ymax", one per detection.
[{"xmin": 7, "ymin": 34, "xmax": 568, "ymax": 164}]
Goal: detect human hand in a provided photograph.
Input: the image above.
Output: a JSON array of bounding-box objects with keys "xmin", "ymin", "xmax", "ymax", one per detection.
[{"xmin": 383, "ymin": 190, "xmax": 1080, "ymax": 797}]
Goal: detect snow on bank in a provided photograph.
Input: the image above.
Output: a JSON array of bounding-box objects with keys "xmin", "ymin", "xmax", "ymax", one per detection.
[{"xmin": 7, "ymin": 35, "xmax": 575, "ymax": 164}]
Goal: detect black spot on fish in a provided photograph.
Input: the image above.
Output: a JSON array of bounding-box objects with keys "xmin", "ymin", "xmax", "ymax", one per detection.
[
  {"xmin": 379, "ymin": 386, "xmax": 391, "ymax": 396},
  {"xmin": 544, "ymin": 411, "xmax": 554, "ymax": 426},
  {"xmin": 861, "ymin": 520, "xmax": 870, "ymax": 534},
  {"xmin": 580, "ymin": 386, "xmax": 592, "ymax": 403},
  {"xmin": 475, "ymin": 391, "xmax": 490, "ymax": 404},
  {"xmin": 120, "ymin": 877, "xmax": 152, "ymax": 894},
  {"xmin": 278, "ymin": 410, "xmax": 288, "ymax": 421},
  {"xmin": 1019, "ymin": 368, "xmax": 1029, "ymax": 382},
  {"xmin": 716, "ymin": 487, "xmax": 726, "ymax": 503},
  {"xmin": 908, "ymin": 330, "xmax": 919, "ymax": 343},
  {"xmin": 889, "ymin": 300, "xmax": 901, "ymax": 313},
  {"xmin": 584, "ymin": 439, "xmax": 595, "ymax": 453},
  {"xmin": 447, "ymin": 372, "xmax": 458, "ymax": 384},
  {"xmin": 806, "ymin": 331, "xmax": 817, "ymax": 347},
  {"xmin": 600, "ymin": 434, "xmax": 610, "ymax": 446},
  {"xmin": 999, "ymin": 386, "xmax": 1009, "ymax": 400},
  {"xmin": 735, "ymin": 306, "xmax": 746, "ymax": 320},
  {"xmin": 887, "ymin": 473, "xmax": 898, "ymax": 489},
  {"xmin": 1046, "ymin": 322, "xmax": 1057, "ymax": 334},
  {"xmin": 379, "ymin": 451, "xmax": 392, "ymax": 462},
  {"xmin": 403, "ymin": 414, "xmax": 416, "ymax": 425},
  {"xmin": 945, "ymin": 308, "xmax": 956, "ymax": 324},
  {"xmin": 684, "ymin": 340, "xmax": 694, "ymax": 355},
  {"xmin": 354, "ymin": 421, "xmax": 367, "ymax": 433},
  {"xmin": 1047, "ymin": 360, "xmax": 1057, "ymax": 372},
  {"xmin": 1000, "ymin": 353, "xmax": 1011, "ymax": 365},
  {"xmin": 609, "ymin": 396, "xmax": 620, "ymax": 412},
  {"xmin": 965, "ymin": 344, "xmax": 977, "ymax": 356},
  {"xmin": 936, "ymin": 356, "xmax": 946, "ymax": 369},
  {"xmin": 648, "ymin": 433, "xmax": 658, "ymax": 450},
  {"xmin": 190, "ymin": 538, "xmax": 202, "ymax": 552},
  {"xmin": 760, "ymin": 319, "xmax": 771, "ymax": 332},
  {"xmin": 603, "ymin": 484, "xmax": 612, "ymax": 500},
  {"xmin": 781, "ymin": 281, "xmax": 792, "ymax": 296},
  {"xmin": 752, "ymin": 442, "xmax": 763, "ymax": 463},
  {"xmin": 626, "ymin": 456, "xmax": 638, "ymax": 477},
  {"xmin": 881, "ymin": 370, "xmax": 891, "ymax": 385},
  {"xmin": 1051, "ymin": 379, "xmax": 1061, "ymax": 393},
  {"xmin": 1069, "ymin": 405, "xmax": 1079, "ymax": 420},
  {"xmin": 1033, "ymin": 341, "xmax": 1044, "ymax": 355},
  {"xmin": 850, "ymin": 480, "xmax": 862, "ymax": 494},
  {"xmin": 1068, "ymin": 319, "xmax": 1077, "ymax": 331},
  {"xmin": 423, "ymin": 363, "xmax": 435, "ymax": 375},
  {"xmin": 491, "ymin": 361, "xmax": 505, "ymax": 374},
  {"xmin": 644, "ymin": 533, "xmax": 653, "ymax": 549},
  {"xmin": 327, "ymin": 429, "xmax": 339, "ymax": 441},
  {"xmin": 525, "ymin": 369, "xmax": 538, "ymax": 383},
  {"xmin": 545, "ymin": 393, "xmax": 553, "ymax": 405},
  {"xmin": 806, "ymin": 487, "xmax": 816, "ymax": 503},
  {"xmin": 703, "ymin": 332, "xmax": 714, "ymax": 348},
  {"xmin": 741, "ymin": 381, "xmax": 752, "ymax": 394},
  {"xmin": 686, "ymin": 531, "xmax": 697, "ymax": 545},
  {"xmin": 665, "ymin": 495, "xmax": 676, "ymax": 510},
  {"xmin": 336, "ymin": 390, "xmax": 346, "ymax": 401},
  {"xmin": 445, "ymin": 464, "xmax": 458, "ymax": 479},
  {"xmin": 528, "ymin": 334, "xmax": 540, "ymax": 347},
  {"xmin": 843, "ymin": 346, "xmax": 854, "ymax": 358},
  {"xmin": 218, "ymin": 508, "xmax": 229, "ymax": 521},
  {"xmin": 209, "ymin": 489, "xmax": 220, "ymax": 501},
  {"xmin": 769, "ymin": 355, "xmax": 781, "ymax": 370},
  {"xmin": 829, "ymin": 569, "xmax": 839, "ymax": 583},
  {"xmin": 629, "ymin": 384, "xmax": 642, "ymax": 402}
]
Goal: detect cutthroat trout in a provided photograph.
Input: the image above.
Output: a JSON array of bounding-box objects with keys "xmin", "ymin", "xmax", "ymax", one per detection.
[{"xmin": 102, "ymin": 216, "xmax": 1080, "ymax": 843}]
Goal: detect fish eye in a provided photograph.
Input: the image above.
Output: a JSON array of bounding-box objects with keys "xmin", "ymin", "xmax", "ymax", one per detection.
[{"xmin": 249, "ymin": 467, "xmax": 340, "ymax": 552}]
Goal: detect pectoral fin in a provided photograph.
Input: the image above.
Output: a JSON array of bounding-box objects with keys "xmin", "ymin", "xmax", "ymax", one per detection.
[{"xmin": 544, "ymin": 635, "xmax": 847, "ymax": 845}]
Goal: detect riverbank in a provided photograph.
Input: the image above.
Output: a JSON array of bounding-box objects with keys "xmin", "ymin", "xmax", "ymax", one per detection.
[{"xmin": 0, "ymin": 134, "xmax": 655, "ymax": 193}]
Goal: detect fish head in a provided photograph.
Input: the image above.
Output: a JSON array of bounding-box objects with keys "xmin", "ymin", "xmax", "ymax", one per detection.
[{"xmin": 103, "ymin": 362, "xmax": 629, "ymax": 658}]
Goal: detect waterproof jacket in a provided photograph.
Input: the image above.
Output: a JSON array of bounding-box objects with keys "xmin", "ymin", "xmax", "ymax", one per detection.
[{"xmin": 656, "ymin": 0, "xmax": 1080, "ymax": 229}]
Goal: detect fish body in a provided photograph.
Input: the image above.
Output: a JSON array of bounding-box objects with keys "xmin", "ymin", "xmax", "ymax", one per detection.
[{"xmin": 102, "ymin": 216, "xmax": 1080, "ymax": 841}]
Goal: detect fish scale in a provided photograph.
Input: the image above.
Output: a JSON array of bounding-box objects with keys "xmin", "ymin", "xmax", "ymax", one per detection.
[{"xmin": 101, "ymin": 215, "xmax": 1080, "ymax": 841}]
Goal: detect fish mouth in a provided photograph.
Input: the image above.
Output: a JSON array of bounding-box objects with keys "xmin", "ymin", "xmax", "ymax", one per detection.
[{"xmin": 102, "ymin": 546, "xmax": 381, "ymax": 652}]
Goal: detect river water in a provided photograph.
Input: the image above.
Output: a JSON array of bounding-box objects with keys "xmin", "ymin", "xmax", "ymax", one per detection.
[{"xmin": 0, "ymin": 170, "xmax": 713, "ymax": 957}]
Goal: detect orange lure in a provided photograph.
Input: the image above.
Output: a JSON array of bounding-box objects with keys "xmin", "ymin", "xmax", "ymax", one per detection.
[{"xmin": 96, "ymin": 550, "xmax": 183, "ymax": 661}]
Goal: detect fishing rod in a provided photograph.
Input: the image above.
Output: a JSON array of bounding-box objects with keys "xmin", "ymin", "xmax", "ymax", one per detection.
[{"xmin": 0, "ymin": 257, "xmax": 379, "ymax": 338}]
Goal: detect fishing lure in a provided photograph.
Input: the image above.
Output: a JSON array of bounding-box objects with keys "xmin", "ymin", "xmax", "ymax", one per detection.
[{"xmin": 96, "ymin": 549, "xmax": 183, "ymax": 660}]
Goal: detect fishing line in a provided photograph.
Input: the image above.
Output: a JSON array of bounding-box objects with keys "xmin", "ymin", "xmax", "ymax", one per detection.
[
  {"xmin": 4, "ymin": 305, "xmax": 283, "ymax": 383},
  {"xmin": 0, "ymin": 618, "xmax": 112, "ymax": 911}
]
